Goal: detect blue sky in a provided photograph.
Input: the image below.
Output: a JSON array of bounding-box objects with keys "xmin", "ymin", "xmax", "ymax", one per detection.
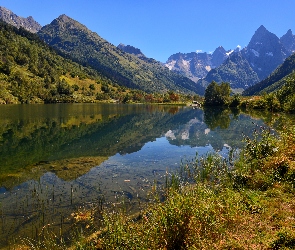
[{"xmin": 1, "ymin": 0, "xmax": 295, "ymax": 62}]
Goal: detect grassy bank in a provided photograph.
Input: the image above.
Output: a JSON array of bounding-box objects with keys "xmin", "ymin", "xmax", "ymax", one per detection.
[{"xmin": 18, "ymin": 122, "xmax": 295, "ymax": 249}]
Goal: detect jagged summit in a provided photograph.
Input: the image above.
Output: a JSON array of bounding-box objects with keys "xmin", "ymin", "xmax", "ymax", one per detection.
[
  {"xmin": 244, "ymin": 25, "xmax": 288, "ymax": 80},
  {"xmin": 165, "ymin": 46, "xmax": 231, "ymax": 82},
  {"xmin": 247, "ymin": 25, "xmax": 278, "ymax": 47},
  {"xmin": 47, "ymin": 14, "xmax": 87, "ymax": 31},
  {"xmin": 257, "ymin": 25, "xmax": 267, "ymax": 31},
  {"xmin": 286, "ymin": 29, "xmax": 293, "ymax": 35},
  {"xmin": 117, "ymin": 43, "xmax": 146, "ymax": 58},
  {"xmin": 280, "ymin": 29, "xmax": 295, "ymax": 53},
  {"xmin": 211, "ymin": 46, "xmax": 228, "ymax": 67},
  {"xmin": 55, "ymin": 14, "xmax": 78, "ymax": 24},
  {"xmin": 190, "ymin": 25, "xmax": 293, "ymax": 91},
  {"xmin": 0, "ymin": 6, "xmax": 41, "ymax": 33}
]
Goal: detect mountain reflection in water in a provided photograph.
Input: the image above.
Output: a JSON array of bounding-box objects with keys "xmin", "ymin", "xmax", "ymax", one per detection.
[{"xmin": 0, "ymin": 103, "xmax": 266, "ymax": 247}]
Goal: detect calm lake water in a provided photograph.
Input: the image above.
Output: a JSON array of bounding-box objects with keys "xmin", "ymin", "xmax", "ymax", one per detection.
[{"xmin": 0, "ymin": 103, "xmax": 268, "ymax": 247}]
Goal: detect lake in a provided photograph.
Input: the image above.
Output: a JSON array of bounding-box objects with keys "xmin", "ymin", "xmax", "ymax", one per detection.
[{"xmin": 0, "ymin": 103, "xmax": 268, "ymax": 247}]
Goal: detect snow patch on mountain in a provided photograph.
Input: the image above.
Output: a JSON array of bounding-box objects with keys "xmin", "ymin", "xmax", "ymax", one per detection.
[
  {"xmin": 251, "ymin": 49, "xmax": 260, "ymax": 57},
  {"xmin": 226, "ymin": 50, "xmax": 234, "ymax": 56}
]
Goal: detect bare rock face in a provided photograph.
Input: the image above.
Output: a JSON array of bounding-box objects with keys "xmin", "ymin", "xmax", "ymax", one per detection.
[
  {"xmin": 165, "ymin": 46, "xmax": 230, "ymax": 83},
  {"xmin": 280, "ymin": 29, "xmax": 295, "ymax": 54},
  {"xmin": 242, "ymin": 25, "xmax": 289, "ymax": 80},
  {"xmin": 0, "ymin": 6, "xmax": 42, "ymax": 33}
]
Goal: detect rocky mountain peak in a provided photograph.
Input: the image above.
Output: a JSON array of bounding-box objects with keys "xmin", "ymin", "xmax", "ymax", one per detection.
[
  {"xmin": 280, "ymin": 29, "xmax": 295, "ymax": 53},
  {"xmin": 211, "ymin": 46, "xmax": 228, "ymax": 67},
  {"xmin": 0, "ymin": 6, "xmax": 42, "ymax": 33},
  {"xmin": 50, "ymin": 14, "xmax": 78, "ymax": 28},
  {"xmin": 257, "ymin": 25, "xmax": 267, "ymax": 32},
  {"xmin": 57, "ymin": 14, "xmax": 72, "ymax": 23},
  {"xmin": 214, "ymin": 46, "xmax": 226, "ymax": 53},
  {"xmin": 286, "ymin": 29, "xmax": 293, "ymax": 36},
  {"xmin": 248, "ymin": 25, "xmax": 278, "ymax": 48},
  {"xmin": 40, "ymin": 13, "xmax": 96, "ymax": 43},
  {"xmin": 165, "ymin": 46, "xmax": 229, "ymax": 83},
  {"xmin": 244, "ymin": 25, "xmax": 289, "ymax": 80},
  {"xmin": 117, "ymin": 43, "xmax": 146, "ymax": 58}
]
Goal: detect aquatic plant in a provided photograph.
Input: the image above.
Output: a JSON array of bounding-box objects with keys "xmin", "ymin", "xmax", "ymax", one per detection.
[{"xmin": 16, "ymin": 121, "xmax": 295, "ymax": 249}]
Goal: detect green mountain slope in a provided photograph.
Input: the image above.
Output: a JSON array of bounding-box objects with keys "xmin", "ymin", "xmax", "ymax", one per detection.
[
  {"xmin": 243, "ymin": 53, "xmax": 295, "ymax": 96},
  {"xmin": 38, "ymin": 15, "xmax": 203, "ymax": 94},
  {"xmin": 0, "ymin": 20, "xmax": 121, "ymax": 104},
  {"xmin": 2, "ymin": 20, "xmax": 181, "ymax": 104},
  {"xmin": 203, "ymin": 52, "xmax": 260, "ymax": 90}
]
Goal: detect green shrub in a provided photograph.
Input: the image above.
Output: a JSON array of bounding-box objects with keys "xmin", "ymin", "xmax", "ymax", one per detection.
[{"xmin": 271, "ymin": 231, "xmax": 295, "ymax": 250}]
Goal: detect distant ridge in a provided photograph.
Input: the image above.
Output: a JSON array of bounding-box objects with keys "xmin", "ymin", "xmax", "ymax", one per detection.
[
  {"xmin": 280, "ymin": 29, "xmax": 295, "ymax": 54},
  {"xmin": 0, "ymin": 6, "xmax": 41, "ymax": 33},
  {"xmin": 165, "ymin": 25, "xmax": 294, "ymax": 92},
  {"xmin": 164, "ymin": 46, "xmax": 232, "ymax": 83}
]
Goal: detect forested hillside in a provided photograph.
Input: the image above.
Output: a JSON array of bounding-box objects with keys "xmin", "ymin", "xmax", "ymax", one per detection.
[
  {"xmin": 0, "ymin": 20, "xmax": 118, "ymax": 104},
  {"xmin": 38, "ymin": 15, "xmax": 203, "ymax": 95},
  {"xmin": 240, "ymin": 52, "xmax": 295, "ymax": 113},
  {"xmin": 0, "ymin": 21, "xmax": 193, "ymax": 104}
]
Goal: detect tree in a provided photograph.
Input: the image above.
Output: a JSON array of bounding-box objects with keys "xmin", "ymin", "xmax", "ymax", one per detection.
[
  {"xmin": 168, "ymin": 91, "xmax": 180, "ymax": 102},
  {"xmin": 89, "ymin": 83, "xmax": 95, "ymax": 90},
  {"xmin": 204, "ymin": 81, "xmax": 230, "ymax": 106}
]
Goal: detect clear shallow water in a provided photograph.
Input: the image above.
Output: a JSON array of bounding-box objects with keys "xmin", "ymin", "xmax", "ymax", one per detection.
[{"xmin": 0, "ymin": 103, "xmax": 266, "ymax": 247}]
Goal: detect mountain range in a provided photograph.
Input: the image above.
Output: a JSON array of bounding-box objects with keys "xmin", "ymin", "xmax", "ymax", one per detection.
[
  {"xmin": 1, "ymin": 6, "xmax": 295, "ymax": 97},
  {"xmin": 165, "ymin": 46, "xmax": 234, "ymax": 82},
  {"xmin": 165, "ymin": 25, "xmax": 295, "ymax": 92},
  {"xmin": 37, "ymin": 14, "xmax": 204, "ymax": 94},
  {"xmin": 0, "ymin": 7, "xmax": 204, "ymax": 95},
  {"xmin": 0, "ymin": 6, "xmax": 41, "ymax": 33}
]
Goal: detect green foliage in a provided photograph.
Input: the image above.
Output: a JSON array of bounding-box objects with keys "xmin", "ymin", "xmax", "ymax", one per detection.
[
  {"xmin": 13, "ymin": 112, "xmax": 295, "ymax": 249},
  {"xmin": 94, "ymin": 122, "xmax": 295, "ymax": 249},
  {"xmin": 241, "ymin": 74, "xmax": 295, "ymax": 113},
  {"xmin": 89, "ymin": 83, "xmax": 95, "ymax": 90},
  {"xmin": 271, "ymin": 231, "xmax": 295, "ymax": 250},
  {"xmin": 57, "ymin": 79, "xmax": 72, "ymax": 95},
  {"xmin": 72, "ymin": 84, "xmax": 79, "ymax": 91},
  {"xmin": 204, "ymin": 81, "xmax": 230, "ymax": 106},
  {"xmin": 101, "ymin": 84, "xmax": 110, "ymax": 93},
  {"xmin": 0, "ymin": 21, "xmax": 205, "ymax": 105},
  {"xmin": 0, "ymin": 20, "xmax": 117, "ymax": 103},
  {"xmin": 241, "ymin": 52, "xmax": 295, "ymax": 113},
  {"xmin": 229, "ymin": 93, "xmax": 241, "ymax": 107},
  {"xmin": 276, "ymin": 75, "xmax": 295, "ymax": 112},
  {"xmin": 0, "ymin": 20, "xmax": 202, "ymax": 104},
  {"xmin": 242, "ymin": 125, "xmax": 278, "ymax": 162}
]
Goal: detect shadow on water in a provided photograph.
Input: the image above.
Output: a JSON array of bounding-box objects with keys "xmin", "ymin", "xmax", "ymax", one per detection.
[{"xmin": 0, "ymin": 103, "xmax": 286, "ymax": 248}]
